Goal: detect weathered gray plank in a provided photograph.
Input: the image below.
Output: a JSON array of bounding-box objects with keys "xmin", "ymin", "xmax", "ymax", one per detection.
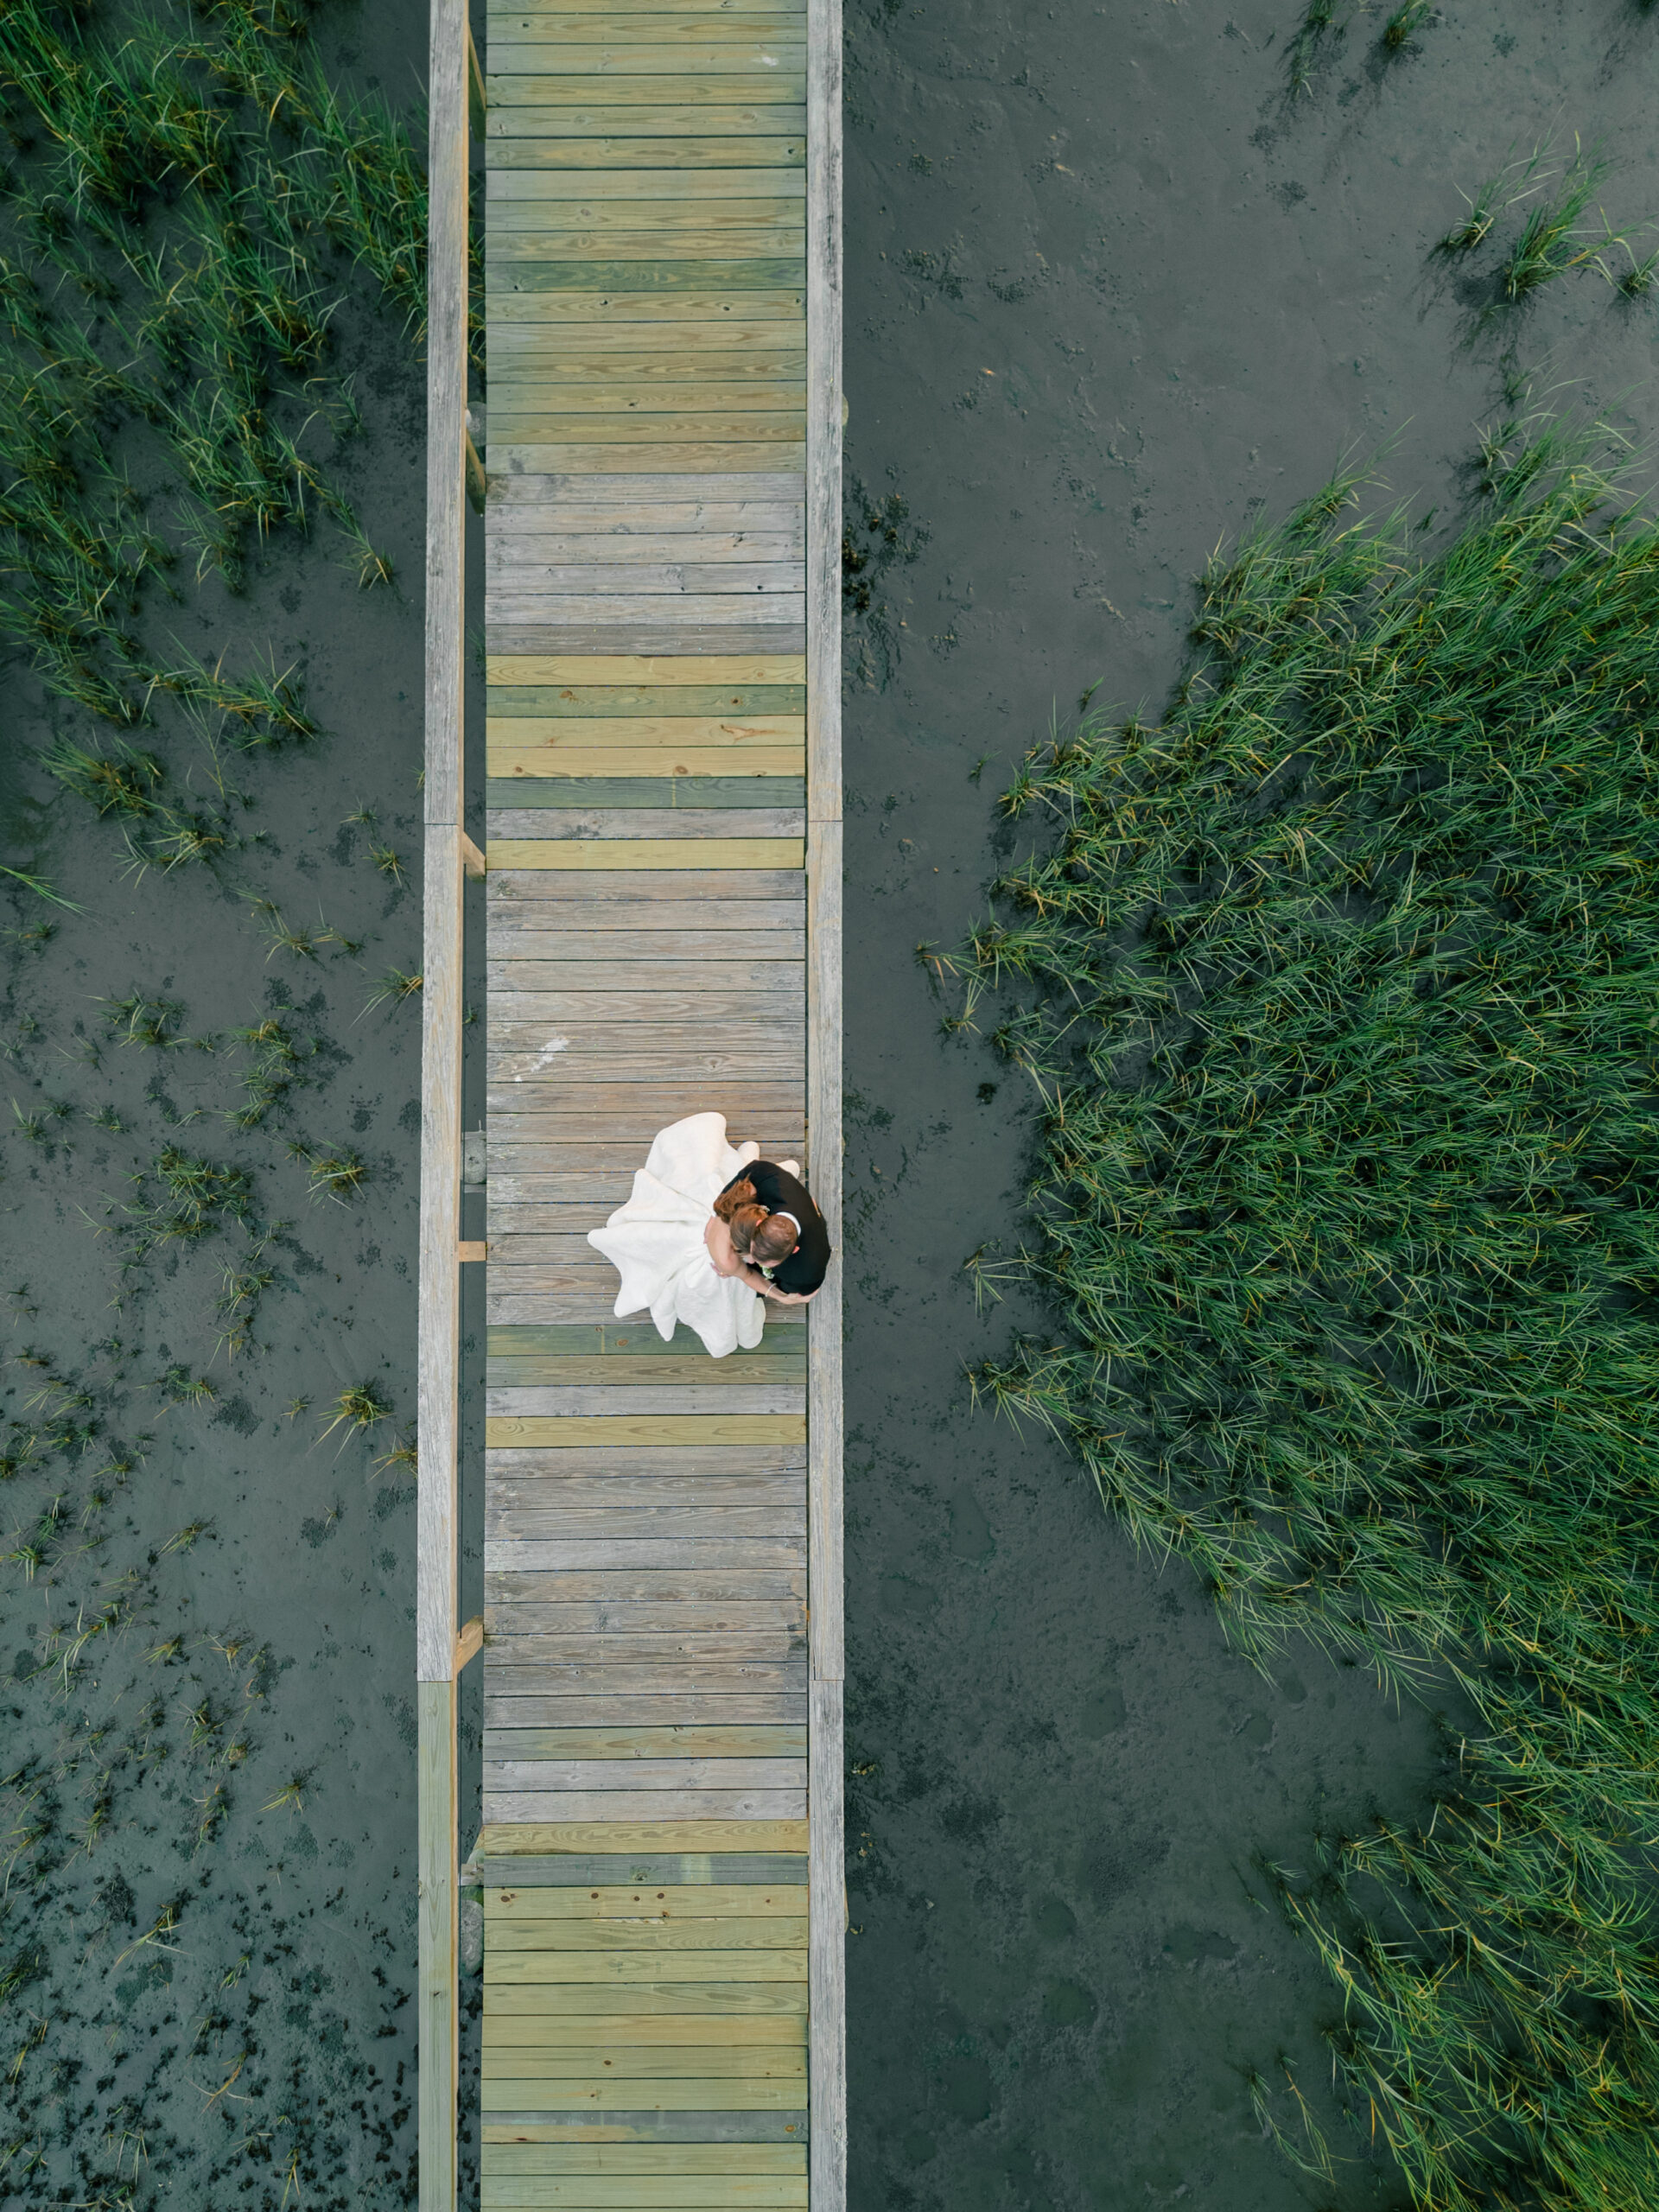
[
  {"xmin": 486, "ymin": 1388, "xmax": 805, "ymax": 1418},
  {"xmin": 491, "ymin": 868, "xmax": 801, "ymax": 899},
  {"xmin": 484, "ymin": 470, "xmax": 802, "ymax": 498},
  {"xmin": 489, "ymin": 957, "xmax": 801, "ymax": 991},
  {"xmin": 487, "ymin": 168, "xmax": 807, "ymax": 198},
  {"xmin": 483, "ymin": 1791, "xmax": 805, "ymax": 1824},
  {"xmin": 486, "ymin": 561, "xmax": 804, "ymax": 594},
  {"xmin": 485, "ymin": 1538, "xmax": 804, "ymax": 1572},
  {"xmin": 485, "ymin": 1758, "xmax": 804, "ymax": 1791},
  {"xmin": 484, "ymin": 1658, "xmax": 807, "ymax": 1694},
  {"xmin": 483, "ymin": 1699, "xmax": 807, "ymax": 1728}
]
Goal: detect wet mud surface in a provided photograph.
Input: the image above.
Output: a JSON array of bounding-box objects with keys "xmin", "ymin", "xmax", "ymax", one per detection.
[{"xmin": 839, "ymin": 3, "xmax": 1657, "ymax": 2206}]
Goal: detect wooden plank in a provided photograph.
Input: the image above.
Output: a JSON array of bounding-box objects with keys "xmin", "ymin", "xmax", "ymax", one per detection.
[
  {"xmin": 489, "ymin": 961, "xmax": 803, "ymax": 997},
  {"xmin": 484, "ymin": 2017, "xmax": 804, "ymax": 2045},
  {"xmin": 486, "ymin": 1540, "xmax": 804, "ymax": 1574},
  {"xmin": 480, "ymin": 2082, "xmax": 806, "ymax": 2114},
  {"xmin": 486, "ymin": 74, "xmax": 806, "ymax": 102},
  {"xmin": 485, "ymin": 1351, "xmax": 804, "ymax": 1381},
  {"xmin": 483, "ymin": 1732, "xmax": 804, "ymax": 1761},
  {"xmin": 477, "ymin": 1856, "xmax": 806, "ymax": 1890},
  {"xmin": 487, "ymin": 1323, "xmax": 803, "ymax": 1355},
  {"xmin": 486, "ymin": 552, "xmax": 804, "ymax": 582},
  {"xmin": 488, "ymin": 41, "xmax": 806, "ymax": 73},
  {"xmin": 486, "ymin": 300, "xmax": 803, "ymax": 330},
  {"xmin": 487, "ymin": 785, "xmax": 805, "ymax": 814},
  {"xmin": 487, "ymin": 1516, "xmax": 805, "ymax": 1552},
  {"xmin": 486, "ymin": 270, "xmax": 804, "ymax": 301},
  {"xmin": 488, "ymin": 110, "xmax": 803, "ymax": 138},
  {"xmin": 487, "ymin": 1947, "xmax": 805, "ymax": 1983},
  {"xmin": 487, "ymin": 753, "xmax": 804, "ymax": 779},
  {"xmin": 488, "ymin": 200, "xmax": 801, "ymax": 232},
  {"xmin": 489, "ymin": 137, "xmax": 804, "ymax": 168},
  {"xmin": 485, "ymin": 1798, "xmax": 805, "ymax": 1827},
  {"xmin": 491, "ymin": 910, "xmax": 803, "ymax": 941},
  {"xmin": 480, "ymin": 1821, "xmax": 806, "ymax": 1853},
  {"xmin": 487, "ymin": 1883, "xmax": 807, "ymax": 1914},
  {"xmin": 490, "ymin": 867, "xmax": 801, "ymax": 897},
  {"xmin": 486, "ymin": 1389, "xmax": 804, "ymax": 1418},
  {"xmin": 420, "ymin": 1680, "xmax": 460, "ymax": 2212},
  {"xmin": 488, "ymin": 169, "xmax": 805, "ymax": 199},
  {"xmin": 486, "ymin": 650, "xmax": 804, "ymax": 677},
  {"xmin": 486, "ymin": 1417, "xmax": 805, "ymax": 1448},
  {"xmin": 478, "ymin": 2174, "xmax": 804, "ymax": 2203},
  {"xmin": 482, "ymin": 2140, "xmax": 803, "ymax": 2168},
  {"xmin": 481, "ymin": 2119, "xmax": 810, "ymax": 2145},
  {"xmin": 484, "ymin": 1756, "xmax": 804, "ymax": 1789},
  {"xmin": 487, "ymin": 839, "xmax": 803, "ymax": 872},
  {"xmin": 486, "ymin": 688, "xmax": 803, "ymax": 714},
  {"xmin": 483, "ymin": 1633, "xmax": 806, "ymax": 1663},
  {"xmin": 487, "ymin": 443, "xmax": 806, "ymax": 474},
  {"xmin": 484, "ymin": 504, "xmax": 804, "ymax": 531},
  {"xmin": 484, "ymin": 1662, "xmax": 807, "ymax": 1695},
  {"xmin": 487, "ymin": 538, "xmax": 803, "ymax": 565},
  {"xmin": 485, "ymin": 812, "xmax": 803, "ymax": 842},
  {"xmin": 482, "ymin": 1918, "xmax": 808, "ymax": 1954},
  {"xmin": 484, "ymin": 1698, "xmax": 807, "ymax": 1727},
  {"xmin": 491, "ymin": 0, "xmax": 805, "ymax": 13},
  {"xmin": 484, "ymin": 1985, "xmax": 807, "ymax": 2016}
]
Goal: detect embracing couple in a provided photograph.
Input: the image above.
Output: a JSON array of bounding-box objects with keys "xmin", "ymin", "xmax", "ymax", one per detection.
[
  {"xmin": 586, "ymin": 1112, "xmax": 830, "ymax": 1357},
  {"xmin": 703, "ymin": 1157, "xmax": 829, "ymax": 1306}
]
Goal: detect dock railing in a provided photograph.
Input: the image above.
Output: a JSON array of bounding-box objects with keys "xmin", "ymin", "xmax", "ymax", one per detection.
[{"xmin": 416, "ymin": 0, "xmax": 471, "ymax": 2206}]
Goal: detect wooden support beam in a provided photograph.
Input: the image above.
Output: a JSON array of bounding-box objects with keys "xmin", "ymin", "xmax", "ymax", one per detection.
[
  {"xmin": 419, "ymin": 0, "xmax": 469, "ymax": 2202},
  {"xmin": 467, "ymin": 20, "xmax": 487, "ymax": 139},
  {"xmin": 461, "ymin": 829, "xmax": 488, "ymax": 880},
  {"xmin": 806, "ymin": 0, "xmax": 846, "ymax": 2194},
  {"xmin": 456, "ymin": 1615, "xmax": 486, "ymax": 1674},
  {"xmin": 459, "ymin": 1240, "xmax": 488, "ymax": 1264}
]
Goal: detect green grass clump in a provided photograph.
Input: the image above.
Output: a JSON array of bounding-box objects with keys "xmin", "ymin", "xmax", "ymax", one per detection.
[{"xmin": 955, "ymin": 421, "xmax": 1659, "ymax": 2212}]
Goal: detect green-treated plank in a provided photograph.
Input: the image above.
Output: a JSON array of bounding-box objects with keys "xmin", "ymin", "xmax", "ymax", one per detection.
[
  {"xmin": 486, "ymin": 1882, "xmax": 808, "ymax": 1914},
  {"xmin": 480, "ymin": 2079, "xmax": 808, "ymax": 2113},
  {"xmin": 485, "ymin": 653, "xmax": 804, "ymax": 681},
  {"xmin": 487, "ymin": 1324, "xmax": 798, "ymax": 1357},
  {"xmin": 487, "ymin": 41, "xmax": 806, "ymax": 73},
  {"xmin": 483, "ymin": 1982, "xmax": 807, "ymax": 2015},
  {"xmin": 481, "ymin": 2139, "xmax": 803, "ymax": 2170},
  {"xmin": 486, "ymin": 1951, "xmax": 805, "ymax": 1985},
  {"xmin": 478, "ymin": 2174, "xmax": 805, "ymax": 2203},
  {"xmin": 486, "ymin": 688, "xmax": 805, "ymax": 716},
  {"xmin": 486, "ymin": 137, "xmax": 804, "ymax": 167},
  {"xmin": 488, "ymin": 752, "xmax": 803, "ymax": 780},
  {"xmin": 481, "ymin": 1917, "xmax": 808, "ymax": 1954},
  {"xmin": 486, "ymin": 715, "xmax": 802, "ymax": 746},
  {"xmin": 486, "ymin": 839, "xmax": 804, "ymax": 871},
  {"xmin": 486, "ymin": 73, "xmax": 806, "ymax": 102},
  {"xmin": 490, "ymin": 261, "xmax": 804, "ymax": 291},
  {"xmin": 480, "ymin": 2114, "xmax": 808, "ymax": 2143},
  {"xmin": 487, "ymin": 169, "xmax": 805, "ymax": 198},
  {"xmin": 486, "ymin": 1417, "xmax": 805, "ymax": 1448},
  {"xmin": 486, "ymin": 778, "xmax": 804, "ymax": 810}
]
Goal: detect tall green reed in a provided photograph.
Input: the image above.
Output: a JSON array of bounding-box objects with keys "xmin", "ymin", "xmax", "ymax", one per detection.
[{"xmin": 957, "ymin": 421, "xmax": 1659, "ymax": 2212}]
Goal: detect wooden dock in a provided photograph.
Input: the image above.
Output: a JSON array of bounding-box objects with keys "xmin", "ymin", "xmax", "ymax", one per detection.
[{"xmin": 418, "ymin": 0, "xmax": 842, "ymax": 2203}]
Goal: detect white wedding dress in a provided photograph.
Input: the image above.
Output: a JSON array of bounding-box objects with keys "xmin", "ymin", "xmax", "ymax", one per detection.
[{"xmin": 586, "ymin": 1111, "xmax": 797, "ymax": 1360}]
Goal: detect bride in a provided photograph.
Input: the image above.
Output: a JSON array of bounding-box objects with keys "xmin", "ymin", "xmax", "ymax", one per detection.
[{"xmin": 586, "ymin": 1112, "xmax": 830, "ymax": 1359}]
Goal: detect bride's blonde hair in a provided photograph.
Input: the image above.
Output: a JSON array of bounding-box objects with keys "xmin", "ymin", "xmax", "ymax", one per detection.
[{"xmin": 714, "ymin": 1179, "xmax": 796, "ymax": 1265}]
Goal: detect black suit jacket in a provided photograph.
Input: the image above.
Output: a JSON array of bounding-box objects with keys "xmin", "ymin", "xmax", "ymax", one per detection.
[{"xmin": 719, "ymin": 1160, "xmax": 830, "ymax": 1295}]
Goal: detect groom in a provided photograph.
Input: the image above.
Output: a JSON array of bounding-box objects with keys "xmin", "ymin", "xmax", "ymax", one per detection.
[{"xmin": 703, "ymin": 1155, "xmax": 830, "ymax": 1306}]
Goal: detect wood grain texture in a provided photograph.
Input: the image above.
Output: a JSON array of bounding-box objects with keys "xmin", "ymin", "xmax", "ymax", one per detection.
[
  {"xmin": 483, "ymin": 1732, "xmax": 805, "ymax": 1762},
  {"xmin": 487, "ymin": 1416, "xmax": 806, "ymax": 1448},
  {"xmin": 488, "ymin": 838, "xmax": 804, "ymax": 872},
  {"xmin": 485, "ymin": 815, "xmax": 804, "ymax": 843},
  {"xmin": 480, "ymin": 1821, "xmax": 807, "ymax": 1852}
]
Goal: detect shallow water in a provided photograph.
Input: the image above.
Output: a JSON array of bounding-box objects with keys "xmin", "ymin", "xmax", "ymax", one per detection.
[
  {"xmin": 3, "ymin": 0, "xmax": 1656, "ymax": 2203},
  {"xmin": 840, "ymin": 1, "xmax": 1658, "ymax": 2202}
]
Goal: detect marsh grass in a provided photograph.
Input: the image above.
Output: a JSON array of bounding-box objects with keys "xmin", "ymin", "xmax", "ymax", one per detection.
[
  {"xmin": 956, "ymin": 421, "xmax": 1659, "ymax": 2212},
  {"xmin": 0, "ymin": 0, "xmax": 429, "ymax": 757}
]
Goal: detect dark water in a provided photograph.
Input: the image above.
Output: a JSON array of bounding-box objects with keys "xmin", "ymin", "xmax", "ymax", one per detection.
[
  {"xmin": 3, "ymin": 0, "xmax": 1656, "ymax": 2203},
  {"xmin": 840, "ymin": 3, "xmax": 1658, "ymax": 2205}
]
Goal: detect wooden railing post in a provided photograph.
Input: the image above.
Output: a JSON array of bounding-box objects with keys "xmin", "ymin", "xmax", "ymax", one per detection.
[{"xmin": 417, "ymin": 0, "xmax": 469, "ymax": 2206}]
